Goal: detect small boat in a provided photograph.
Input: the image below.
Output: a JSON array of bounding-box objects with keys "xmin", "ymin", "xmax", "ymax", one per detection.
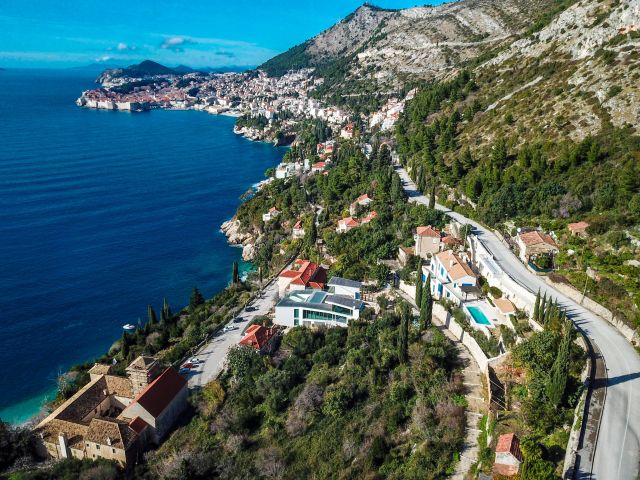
[{"xmin": 122, "ymin": 324, "xmax": 136, "ymax": 331}]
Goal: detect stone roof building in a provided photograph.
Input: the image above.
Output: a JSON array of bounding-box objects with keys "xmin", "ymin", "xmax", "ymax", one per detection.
[{"xmin": 35, "ymin": 355, "xmax": 187, "ymax": 468}]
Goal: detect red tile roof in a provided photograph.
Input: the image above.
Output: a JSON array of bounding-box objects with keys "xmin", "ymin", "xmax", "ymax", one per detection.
[
  {"xmin": 239, "ymin": 325, "xmax": 277, "ymax": 350},
  {"xmin": 495, "ymin": 433, "xmax": 523, "ymax": 461},
  {"xmin": 280, "ymin": 260, "xmax": 327, "ymax": 289},
  {"xmin": 128, "ymin": 416, "xmax": 149, "ymax": 434},
  {"xmin": 568, "ymin": 221, "xmax": 590, "ymax": 232},
  {"xmin": 339, "ymin": 217, "xmax": 359, "ymax": 227},
  {"xmin": 361, "ymin": 211, "xmax": 378, "ymax": 224},
  {"xmin": 130, "ymin": 368, "xmax": 186, "ymax": 419},
  {"xmin": 416, "ymin": 225, "xmax": 441, "ymax": 237},
  {"xmin": 519, "ymin": 231, "xmax": 557, "ymax": 248}
]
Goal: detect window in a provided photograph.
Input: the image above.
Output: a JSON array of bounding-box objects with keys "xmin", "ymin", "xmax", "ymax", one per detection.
[
  {"xmin": 294, "ymin": 308, "xmax": 299, "ymax": 318},
  {"xmin": 113, "ymin": 449, "xmax": 116, "ymax": 454},
  {"xmin": 96, "ymin": 445, "xmax": 100, "ymax": 450}
]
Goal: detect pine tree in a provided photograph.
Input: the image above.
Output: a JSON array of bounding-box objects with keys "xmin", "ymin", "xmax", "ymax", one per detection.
[
  {"xmin": 420, "ymin": 274, "xmax": 433, "ymax": 330},
  {"xmin": 415, "ymin": 259, "xmax": 424, "ymax": 308},
  {"xmin": 533, "ymin": 290, "xmax": 540, "ymax": 324},
  {"xmin": 398, "ymin": 303, "xmax": 410, "ymax": 364},
  {"xmin": 147, "ymin": 304, "xmax": 157, "ymax": 326},
  {"xmin": 190, "ymin": 286, "xmax": 204, "ymax": 308}
]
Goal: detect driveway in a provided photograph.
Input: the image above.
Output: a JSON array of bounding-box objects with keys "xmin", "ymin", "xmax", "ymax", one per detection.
[
  {"xmin": 187, "ymin": 278, "xmax": 280, "ymax": 389},
  {"xmin": 396, "ymin": 164, "xmax": 640, "ymax": 480}
]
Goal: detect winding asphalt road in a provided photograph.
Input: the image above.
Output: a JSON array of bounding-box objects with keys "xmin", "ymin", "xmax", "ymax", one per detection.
[
  {"xmin": 187, "ymin": 278, "xmax": 279, "ymax": 389},
  {"xmin": 396, "ymin": 165, "xmax": 640, "ymax": 480}
]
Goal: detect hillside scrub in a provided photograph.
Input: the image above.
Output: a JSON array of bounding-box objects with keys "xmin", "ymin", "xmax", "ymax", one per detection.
[{"xmin": 147, "ymin": 315, "xmax": 466, "ymax": 479}]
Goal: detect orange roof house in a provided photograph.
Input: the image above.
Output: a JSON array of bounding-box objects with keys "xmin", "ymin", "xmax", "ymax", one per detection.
[
  {"xmin": 517, "ymin": 230, "xmax": 558, "ymax": 261},
  {"xmin": 493, "ymin": 433, "xmax": 524, "ymax": 476},
  {"xmin": 416, "ymin": 226, "xmax": 441, "ymax": 237},
  {"xmin": 239, "ymin": 324, "xmax": 278, "ymax": 353},
  {"xmin": 568, "ymin": 221, "xmax": 590, "ymax": 236},
  {"xmin": 278, "ymin": 259, "xmax": 327, "ymax": 295},
  {"xmin": 415, "ymin": 226, "xmax": 443, "ymax": 258},
  {"xmin": 337, "ymin": 216, "xmax": 360, "ymax": 233}
]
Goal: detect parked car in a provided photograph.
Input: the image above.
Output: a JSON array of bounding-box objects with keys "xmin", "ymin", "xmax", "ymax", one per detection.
[
  {"xmin": 181, "ymin": 362, "xmax": 194, "ymax": 370},
  {"xmin": 179, "ymin": 368, "xmax": 191, "ymax": 375},
  {"xmin": 189, "ymin": 357, "xmax": 201, "ymax": 364},
  {"xmin": 223, "ymin": 324, "xmax": 238, "ymax": 332},
  {"xmin": 245, "ymin": 305, "xmax": 256, "ymax": 312},
  {"xmin": 233, "ymin": 316, "xmax": 244, "ymax": 323}
]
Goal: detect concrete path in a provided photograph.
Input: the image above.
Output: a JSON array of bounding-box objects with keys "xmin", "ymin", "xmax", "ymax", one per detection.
[
  {"xmin": 396, "ymin": 164, "xmax": 640, "ymax": 480},
  {"xmin": 187, "ymin": 279, "xmax": 279, "ymax": 389}
]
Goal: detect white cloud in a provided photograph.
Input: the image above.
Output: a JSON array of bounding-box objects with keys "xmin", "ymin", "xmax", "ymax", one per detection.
[
  {"xmin": 116, "ymin": 42, "xmax": 135, "ymax": 51},
  {"xmin": 160, "ymin": 36, "xmax": 193, "ymax": 51},
  {"xmin": 95, "ymin": 55, "xmax": 113, "ymax": 62}
]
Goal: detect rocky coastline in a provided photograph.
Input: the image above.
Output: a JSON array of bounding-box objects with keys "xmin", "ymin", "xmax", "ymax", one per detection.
[{"xmin": 220, "ymin": 218, "xmax": 261, "ymax": 261}]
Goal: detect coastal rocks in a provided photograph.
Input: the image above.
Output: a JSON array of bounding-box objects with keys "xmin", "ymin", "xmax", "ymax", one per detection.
[{"xmin": 221, "ymin": 218, "xmax": 259, "ymax": 261}]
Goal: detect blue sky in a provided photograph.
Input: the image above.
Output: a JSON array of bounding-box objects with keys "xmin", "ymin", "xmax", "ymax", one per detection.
[{"xmin": 0, "ymin": 1, "xmax": 445, "ymax": 68}]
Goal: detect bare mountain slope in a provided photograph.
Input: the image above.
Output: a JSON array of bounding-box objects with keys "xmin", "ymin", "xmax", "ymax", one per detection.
[{"xmin": 260, "ymin": 0, "xmax": 558, "ymax": 89}]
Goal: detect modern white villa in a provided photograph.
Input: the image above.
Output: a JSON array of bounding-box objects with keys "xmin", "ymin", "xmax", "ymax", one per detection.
[
  {"xmin": 327, "ymin": 276, "xmax": 362, "ymax": 299},
  {"xmin": 275, "ymin": 289, "xmax": 364, "ymax": 328}
]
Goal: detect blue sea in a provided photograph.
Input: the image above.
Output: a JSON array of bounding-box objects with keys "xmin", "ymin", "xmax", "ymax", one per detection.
[{"xmin": 0, "ymin": 69, "xmax": 283, "ymax": 424}]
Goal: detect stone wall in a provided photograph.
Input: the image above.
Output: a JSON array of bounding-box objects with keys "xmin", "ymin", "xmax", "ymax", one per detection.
[{"xmin": 545, "ymin": 277, "xmax": 639, "ymax": 345}]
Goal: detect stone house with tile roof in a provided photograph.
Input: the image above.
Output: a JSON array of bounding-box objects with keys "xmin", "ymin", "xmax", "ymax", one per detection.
[{"xmin": 34, "ymin": 355, "xmax": 187, "ymax": 468}]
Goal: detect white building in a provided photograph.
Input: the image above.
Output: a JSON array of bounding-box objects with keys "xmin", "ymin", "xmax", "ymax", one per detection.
[
  {"xmin": 262, "ymin": 207, "xmax": 281, "ymax": 223},
  {"xmin": 275, "ymin": 289, "xmax": 364, "ymax": 328},
  {"xmin": 327, "ymin": 276, "xmax": 362, "ymax": 300},
  {"xmin": 275, "ymin": 162, "xmax": 296, "ymax": 179},
  {"xmin": 292, "ymin": 220, "xmax": 305, "ymax": 239},
  {"xmin": 427, "ymin": 250, "xmax": 478, "ymax": 305}
]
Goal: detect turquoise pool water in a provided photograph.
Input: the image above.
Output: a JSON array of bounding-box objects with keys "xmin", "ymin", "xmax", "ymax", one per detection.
[{"xmin": 467, "ymin": 306, "xmax": 493, "ymax": 326}]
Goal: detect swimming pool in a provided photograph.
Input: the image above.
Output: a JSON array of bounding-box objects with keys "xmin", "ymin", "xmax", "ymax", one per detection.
[{"xmin": 467, "ymin": 306, "xmax": 493, "ymax": 327}]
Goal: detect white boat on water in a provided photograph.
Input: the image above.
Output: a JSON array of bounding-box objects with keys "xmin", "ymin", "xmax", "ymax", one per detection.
[{"xmin": 122, "ymin": 324, "xmax": 135, "ymax": 331}]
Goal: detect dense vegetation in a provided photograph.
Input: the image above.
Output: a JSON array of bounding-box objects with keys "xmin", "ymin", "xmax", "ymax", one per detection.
[
  {"xmin": 148, "ymin": 314, "xmax": 465, "ymax": 479},
  {"xmin": 397, "ymin": 69, "xmax": 640, "ymax": 328}
]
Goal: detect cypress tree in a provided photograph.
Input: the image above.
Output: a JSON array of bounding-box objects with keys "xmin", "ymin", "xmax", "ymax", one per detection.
[
  {"xmin": 415, "ymin": 259, "xmax": 424, "ymax": 308},
  {"xmin": 232, "ymin": 261, "xmax": 240, "ymax": 285},
  {"xmin": 147, "ymin": 304, "xmax": 157, "ymax": 326},
  {"xmin": 547, "ymin": 320, "xmax": 573, "ymax": 408},
  {"xmin": 539, "ymin": 292, "xmax": 547, "ymax": 323},
  {"xmin": 190, "ymin": 286, "xmax": 204, "ymax": 308},
  {"xmin": 161, "ymin": 297, "xmax": 172, "ymax": 325},
  {"xmin": 429, "ymin": 184, "xmax": 436, "ymax": 208},
  {"xmin": 420, "ymin": 274, "xmax": 433, "ymax": 330},
  {"xmin": 533, "ymin": 290, "xmax": 540, "ymax": 324},
  {"xmin": 398, "ymin": 303, "xmax": 410, "ymax": 364}
]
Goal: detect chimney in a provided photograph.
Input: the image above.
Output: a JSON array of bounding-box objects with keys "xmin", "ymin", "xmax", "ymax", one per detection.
[
  {"xmin": 58, "ymin": 434, "xmax": 69, "ymax": 459},
  {"xmin": 449, "ymin": 260, "xmax": 455, "ymax": 268},
  {"xmin": 103, "ymin": 389, "xmax": 108, "ymax": 396},
  {"xmin": 106, "ymin": 437, "xmax": 112, "ymax": 446}
]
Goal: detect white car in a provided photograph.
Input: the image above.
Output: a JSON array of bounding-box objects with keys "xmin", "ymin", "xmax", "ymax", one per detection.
[
  {"xmin": 189, "ymin": 357, "xmax": 201, "ymax": 364},
  {"xmin": 223, "ymin": 324, "xmax": 238, "ymax": 332}
]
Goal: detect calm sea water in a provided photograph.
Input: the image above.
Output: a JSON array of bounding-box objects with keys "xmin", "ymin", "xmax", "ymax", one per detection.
[{"xmin": 0, "ymin": 69, "xmax": 283, "ymax": 424}]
